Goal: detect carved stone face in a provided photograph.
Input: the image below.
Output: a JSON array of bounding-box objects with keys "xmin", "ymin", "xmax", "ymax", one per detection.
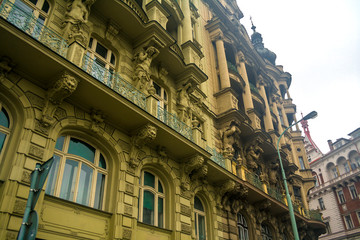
[
  {"xmin": 63, "ymin": 75, "xmax": 78, "ymax": 91},
  {"xmin": 146, "ymin": 125, "xmax": 157, "ymax": 140}
]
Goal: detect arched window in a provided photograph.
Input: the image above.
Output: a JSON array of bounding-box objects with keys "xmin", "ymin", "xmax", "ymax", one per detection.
[
  {"xmin": 138, "ymin": 170, "xmax": 165, "ymax": 228},
  {"xmin": 237, "ymin": 213, "xmax": 248, "ymax": 240},
  {"xmin": 194, "ymin": 196, "xmax": 206, "ymax": 240},
  {"xmin": 84, "ymin": 37, "xmax": 116, "ymax": 85},
  {"xmin": 261, "ymin": 223, "xmax": 272, "ymax": 240},
  {"xmin": 45, "ymin": 136, "xmax": 107, "ymax": 210},
  {"xmin": 0, "ymin": 106, "xmax": 10, "ymax": 157}
]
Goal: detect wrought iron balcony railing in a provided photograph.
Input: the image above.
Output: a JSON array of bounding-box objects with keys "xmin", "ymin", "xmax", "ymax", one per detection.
[
  {"xmin": 82, "ymin": 54, "xmax": 147, "ymax": 110},
  {"xmin": 249, "ymin": 82, "xmax": 260, "ymax": 94},
  {"xmin": 206, "ymin": 146, "xmax": 226, "ymax": 168},
  {"xmin": 267, "ymin": 186, "xmax": 285, "ymax": 204},
  {"xmin": 157, "ymin": 106, "xmax": 194, "ymax": 142},
  {"xmin": 0, "ymin": 0, "xmax": 68, "ymax": 57},
  {"xmin": 244, "ymin": 169, "xmax": 264, "ymax": 191}
]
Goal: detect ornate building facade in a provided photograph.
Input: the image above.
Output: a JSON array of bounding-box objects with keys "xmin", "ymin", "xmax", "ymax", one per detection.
[
  {"xmin": 308, "ymin": 128, "xmax": 360, "ymax": 239},
  {"xmin": 0, "ymin": 0, "xmax": 325, "ymax": 239}
]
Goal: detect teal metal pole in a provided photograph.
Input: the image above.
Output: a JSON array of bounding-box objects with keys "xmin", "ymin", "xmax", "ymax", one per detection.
[
  {"xmin": 17, "ymin": 163, "xmax": 41, "ymax": 240},
  {"xmin": 277, "ymin": 123, "xmax": 300, "ymax": 240}
]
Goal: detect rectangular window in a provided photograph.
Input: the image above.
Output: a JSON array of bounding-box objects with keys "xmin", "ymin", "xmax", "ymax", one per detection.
[
  {"xmin": 293, "ymin": 186, "xmax": 301, "ymax": 199},
  {"xmin": 332, "ymin": 168, "xmax": 339, "ymax": 178},
  {"xmin": 344, "ymin": 163, "xmax": 350, "ymax": 173},
  {"xmin": 344, "ymin": 215, "xmax": 354, "ymax": 229},
  {"xmin": 325, "ymin": 222, "xmax": 331, "ymax": 234},
  {"xmin": 299, "ymin": 156, "xmax": 305, "ymax": 170},
  {"xmin": 337, "ymin": 190, "xmax": 346, "ymax": 204},
  {"xmin": 349, "ymin": 185, "xmax": 358, "ymax": 199},
  {"xmin": 318, "ymin": 198, "xmax": 325, "ymax": 210}
]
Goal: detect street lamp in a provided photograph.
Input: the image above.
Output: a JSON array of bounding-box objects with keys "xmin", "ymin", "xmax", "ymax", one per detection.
[{"xmin": 276, "ymin": 111, "xmax": 317, "ymax": 240}]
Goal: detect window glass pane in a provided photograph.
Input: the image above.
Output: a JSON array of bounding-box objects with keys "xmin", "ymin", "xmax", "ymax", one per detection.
[
  {"xmin": 94, "ymin": 57, "xmax": 106, "ymax": 68},
  {"xmin": 0, "ymin": 132, "xmax": 6, "ymax": 153},
  {"xmin": 94, "ymin": 173, "xmax": 105, "ymax": 209},
  {"xmin": 0, "ymin": 108, "xmax": 9, "ymax": 128},
  {"xmin": 99, "ymin": 153, "xmax": 106, "ymax": 169},
  {"xmin": 60, "ymin": 159, "xmax": 78, "ymax": 201},
  {"xmin": 14, "ymin": 0, "xmax": 33, "ymax": 14},
  {"xmin": 144, "ymin": 171, "xmax": 155, "ymax": 188},
  {"xmin": 88, "ymin": 37, "xmax": 93, "ymax": 48},
  {"xmin": 41, "ymin": 0, "xmax": 50, "ymax": 13},
  {"xmin": 45, "ymin": 155, "xmax": 61, "ymax": 195},
  {"xmin": 55, "ymin": 136, "xmax": 65, "ymax": 151},
  {"xmin": 164, "ymin": 90, "xmax": 167, "ymax": 100},
  {"xmin": 143, "ymin": 190, "xmax": 154, "ymax": 225},
  {"xmin": 198, "ymin": 214, "xmax": 206, "ymax": 240},
  {"xmin": 158, "ymin": 197, "xmax": 163, "ymax": 228},
  {"xmin": 158, "ymin": 180, "xmax": 163, "ymax": 193},
  {"xmin": 68, "ymin": 138, "xmax": 95, "ymax": 163},
  {"xmin": 76, "ymin": 163, "xmax": 93, "ymax": 206},
  {"xmin": 110, "ymin": 53, "xmax": 115, "ymax": 65},
  {"xmin": 194, "ymin": 196, "xmax": 204, "ymax": 211},
  {"xmin": 95, "ymin": 42, "xmax": 108, "ymax": 59},
  {"xmin": 29, "ymin": 0, "xmax": 38, "ymax": 5},
  {"xmin": 154, "ymin": 82, "xmax": 161, "ymax": 96}
]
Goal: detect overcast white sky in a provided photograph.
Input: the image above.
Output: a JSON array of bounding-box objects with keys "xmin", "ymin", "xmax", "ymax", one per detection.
[{"xmin": 236, "ymin": 0, "xmax": 360, "ymax": 153}]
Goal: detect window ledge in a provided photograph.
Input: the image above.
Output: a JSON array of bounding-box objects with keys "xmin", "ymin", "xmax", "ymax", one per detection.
[
  {"xmin": 137, "ymin": 221, "xmax": 173, "ymax": 234},
  {"xmin": 44, "ymin": 194, "xmax": 112, "ymax": 217}
]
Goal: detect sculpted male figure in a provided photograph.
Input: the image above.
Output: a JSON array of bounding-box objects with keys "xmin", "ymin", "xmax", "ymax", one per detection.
[{"xmin": 133, "ymin": 46, "xmax": 159, "ymax": 92}]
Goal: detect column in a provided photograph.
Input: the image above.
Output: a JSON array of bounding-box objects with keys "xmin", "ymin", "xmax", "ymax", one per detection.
[
  {"xmin": 258, "ymin": 77, "xmax": 274, "ymax": 131},
  {"xmin": 215, "ymin": 35, "xmax": 230, "ymax": 89},
  {"xmin": 236, "ymin": 52, "xmax": 254, "ymax": 111},
  {"xmin": 280, "ymin": 104, "xmax": 290, "ymax": 127},
  {"xmin": 271, "ymin": 101, "xmax": 285, "ymax": 144},
  {"xmin": 181, "ymin": 0, "xmax": 192, "ymax": 43}
]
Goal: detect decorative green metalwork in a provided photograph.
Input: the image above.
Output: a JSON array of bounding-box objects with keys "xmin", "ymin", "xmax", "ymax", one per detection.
[
  {"xmin": 249, "ymin": 82, "xmax": 260, "ymax": 94},
  {"xmin": 244, "ymin": 170, "xmax": 263, "ymax": 190},
  {"xmin": 308, "ymin": 210, "xmax": 322, "ymax": 221},
  {"xmin": 157, "ymin": 106, "xmax": 194, "ymax": 142},
  {"xmin": 82, "ymin": 54, "xmax": 147, "ymax": 110},
  {"xmin": 0, "ymin": 0, "xmax": 68, "ymax": 57},
  {"xmin": 206, "ymin": 146, "xmax": 226, "ymax": 168},
  {"xmin": 227, "ymin": 61, "xmax": 239, "ymax": 75},
  {"xmin": 267, "ymin": 186, "xmax": 285, "ymax": 204}
]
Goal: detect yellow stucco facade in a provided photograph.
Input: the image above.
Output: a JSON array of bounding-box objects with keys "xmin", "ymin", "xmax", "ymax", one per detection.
[{"xmin": 0, "ymin": 0, "xmax": 325, "ymax": 239}]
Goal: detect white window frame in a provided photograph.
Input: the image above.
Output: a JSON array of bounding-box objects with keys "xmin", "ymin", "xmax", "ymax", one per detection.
[
  {"xmin": 15, "ymin": 0, "xmax": 50, "ymax": 22},
  {"xmin": 318, "ymin": 198, "xmax": 325, "ymax": 210},
  {"xmin": 46, "ymin": 135, "xmax": 107, "ymax": 209},
  {"xmin": 138, "ymin": 170, "xmax": 165, "ymax": 228},
  {"xmin": 87, "ymin": 37, "xmax": 116, "ymax": 70},
  {"xmin": 261, "ymin": 223, "xmax": 273, "ymax": 240},
  {"xmin": 348, "ymin": 185, "xmax": 358, "ymax": 199},
  {"xmin": 332, "ymin": 167, "xmax": 339, "ymax": 178},
  {"xmin": 237, "ymin": 213, "xmax": 249, "ymax": 240},
  {"xmin": 343, "ymin": 162, "xmax": 350, "ymax": 173},
  {"xmin": 344, "ymin": 215, "xmax": 354, "ymax": 229},
  {"xmin": 337, "ymin": 190, "xmax": 346, "ymax": 204},
  {"xmin": 0, "ymin": 104, "xmax": 11, "ymax": 162},
  {"xmin": 153, "ymin": 81, "xmax": 168, "ymax": 110},
  {"xmin": 194, "ymin": 196, "xmax": 207, "ymax": 240}
]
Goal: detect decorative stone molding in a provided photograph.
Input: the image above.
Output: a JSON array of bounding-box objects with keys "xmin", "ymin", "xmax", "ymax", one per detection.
[
  {"xmin": 63, "ymin": 0, "xmax": 95, "ymax": 46},
  {"xmin": 13, "ymin": 199, "xmax": 27, "ymax": 214},
  {"xmin": 41, "ymin": 71, "xmax": 79, "ymax": 126},
  {"xmin": 180, "ymin": 155, "xmax": 207, "ymax": 191},
  {"xmin": 176, "ymin": 80, "xmax": 195, "ymax": 123},
  {"xmin": 244, "ymin": 138, "xmax": 264, "ymax": 171},
  {"xmin": 217, "ymin": 180, "xmax": 248, "ymax": 212},
  {"xmin": 0, "ymin": 56, "xmax": 13, "ymax": 81},
  {"xmin": 105, "ymin": 20, "xmax": 120, "ymax": 42},
  {"xmin": 129, "ymin": 124, "xmax": 157, "ymax": 168},
  {"xmin": 90, "ymin": 109, "xmax": 104, "ymax": 133},
  {"xmin": 221, "ymin": 121, "xmax": 241, "ymax": 160},
  {"xmin": 133, "ymin": 46, "xmax": 159, "ymax": 94},
  {"xmin": 122, "ymin": 228, "xmax": 132, "ymax": 240}
]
